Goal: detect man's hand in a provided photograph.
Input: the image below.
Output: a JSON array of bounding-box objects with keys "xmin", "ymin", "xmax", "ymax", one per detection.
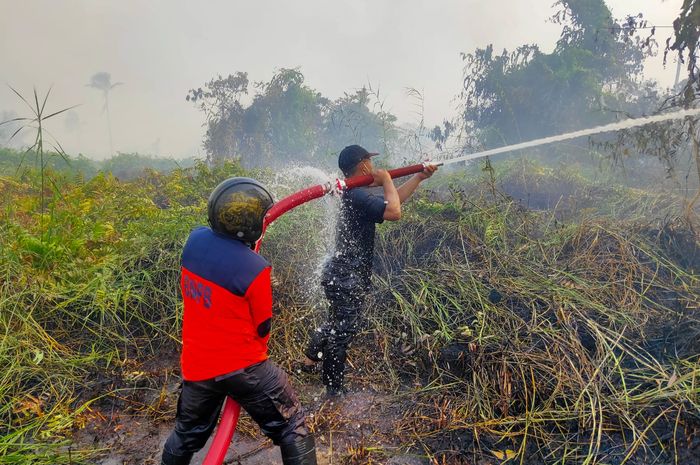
[
  {"xmin": 369, "ymin": 169, "xmax": 392, "ymax": 187},
  {"xmin": 415, "ymin": 164, "xmax": 438, "ymax": 181}
]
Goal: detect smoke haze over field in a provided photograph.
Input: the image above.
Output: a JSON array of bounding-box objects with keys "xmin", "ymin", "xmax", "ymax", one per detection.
[{"xmin": 0, "ymin": 0, "xmax": 682, "ymax": 159}]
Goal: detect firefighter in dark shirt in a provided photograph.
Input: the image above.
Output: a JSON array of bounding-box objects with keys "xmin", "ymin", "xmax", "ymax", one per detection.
[
  {"xmin": 161, "ymin": 178, "xmax": 317, "ymax": 465},
  {"xmin": 303, "ymin": 145, "xmax": 437, "ymax": 396}
]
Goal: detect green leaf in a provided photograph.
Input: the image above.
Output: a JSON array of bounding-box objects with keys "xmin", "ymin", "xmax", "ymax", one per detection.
[{"xmin": 32, "ymin": 349, "xmax": 44, "ymax": 365}]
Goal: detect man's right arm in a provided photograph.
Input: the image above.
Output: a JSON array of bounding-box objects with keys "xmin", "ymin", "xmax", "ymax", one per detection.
[{"xmin": 371, "ymin": 169, "xmax": 401, "ymax": 221}]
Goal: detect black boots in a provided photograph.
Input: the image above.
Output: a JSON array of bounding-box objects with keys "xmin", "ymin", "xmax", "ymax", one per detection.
[
  {"xmin": 280, "ymin": 434, "xmax": 317, "ymax": 465},
  {"xmin": 160, "ymin": 450, "xmax": 193, "ymax": 465},
  {"xmin": 160, "ymin": 437, "xmax": 316, "ymax": 465}
]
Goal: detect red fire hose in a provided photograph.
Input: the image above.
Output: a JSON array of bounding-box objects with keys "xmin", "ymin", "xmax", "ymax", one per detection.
[{"xmin": 201, "ymin": 162, "xmax": 433, "ymax": 465}]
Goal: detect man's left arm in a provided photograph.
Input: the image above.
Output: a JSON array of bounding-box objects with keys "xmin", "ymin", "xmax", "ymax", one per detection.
[{"xmin": 397, "ymin": 164, "xmax": 438, "ymax": 203}]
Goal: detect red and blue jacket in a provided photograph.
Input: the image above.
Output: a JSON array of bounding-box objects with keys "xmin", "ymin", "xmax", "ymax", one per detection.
[{"xmin": 180, "ymin": 226, "xmax": 272, "ymax": 381}]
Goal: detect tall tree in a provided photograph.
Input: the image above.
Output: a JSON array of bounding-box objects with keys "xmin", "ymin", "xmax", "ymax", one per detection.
[
  {"xmin": 665, "ymin": 0, "xmax": 700, "ymax": 104},
  {"xmin": 187, "ymin": 69, "xmax": 397, "ymax": 168},
  {"xmin": 87, "ymin": 72, "xmax": 122, "ymax": 156},
  {"xmin": 322, "ymin": 87, "xmax": 397, "ymax": 161},
  {"xmin": 599, "ymin": 0, "xmax": 700, "ymax": 213},
  {"xmin": 664, "ymin": 0, "xmax": 700, "ymax": 213},
  {"xmin": 243, "ymin": 68, "xmax": 326, "ymax": 167},
  {"xmin": 439, "ymin": 0, "xmax": 654, "ymax": 150},
  {"xmin": 186, "ymin": 71, "xmax": 249, "ymax": 161}
]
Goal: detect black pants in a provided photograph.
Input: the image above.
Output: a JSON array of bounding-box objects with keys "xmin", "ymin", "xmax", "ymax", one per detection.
[
  {"xmin": 163, "ymin": 359, "xmax": 309, "ymax": 460},
  {"xmin": 305, "ymin": 284, "xmax": 366, "ymax": 391}
]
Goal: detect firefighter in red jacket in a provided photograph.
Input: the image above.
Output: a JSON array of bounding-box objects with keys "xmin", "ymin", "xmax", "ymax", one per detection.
[{"xmin": 160, "ymin": 177, "xmax": 317, "ymax": 465}]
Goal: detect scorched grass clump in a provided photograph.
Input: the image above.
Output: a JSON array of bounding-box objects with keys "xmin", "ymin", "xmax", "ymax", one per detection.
[{"xmin": 356, "ymin": 176, "xmax": 700, "ymax": 464}]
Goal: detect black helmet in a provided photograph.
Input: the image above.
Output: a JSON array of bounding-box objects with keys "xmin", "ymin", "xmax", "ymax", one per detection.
[{"xmin": 207, "ymin": 177, "xmax": 274, "ymax": 244}]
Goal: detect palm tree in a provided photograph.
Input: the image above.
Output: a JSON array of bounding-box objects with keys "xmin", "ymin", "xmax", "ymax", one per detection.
[{"xmin": 87, "ymin": 72, "xmax": 122, "ymax": 156}]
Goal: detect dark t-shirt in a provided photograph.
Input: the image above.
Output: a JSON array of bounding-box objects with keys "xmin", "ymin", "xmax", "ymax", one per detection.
[{"xmin": 322, "ymin": 187, "xmax": 386, "ymax": 291}]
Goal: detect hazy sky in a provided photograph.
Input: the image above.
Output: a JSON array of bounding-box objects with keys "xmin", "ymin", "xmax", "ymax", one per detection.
[{"xmin": 0, "ymin": 0, "xmax": 682, "ymax": 159}]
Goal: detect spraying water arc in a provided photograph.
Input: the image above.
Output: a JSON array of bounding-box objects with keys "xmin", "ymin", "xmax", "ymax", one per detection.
[
  {"xmin": 202, "ymin": 107, "xmax": 698, "ymax": 465},
  {"xmin": 439, "ymin": 108, "xmax": 700, "ymax": 166}
]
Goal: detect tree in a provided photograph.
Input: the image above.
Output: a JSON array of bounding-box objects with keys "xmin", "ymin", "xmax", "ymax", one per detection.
[
  {"xmin": 187, "ymin": 69, "xmax": 323, "ymax": 166},
  {"xmin": 665, "ymin": 0, "xmax": 700, "ymax": 103},
  {"xmin": 87, "ymin": 72, "xmax": 122, "ymax": 156},
  {"xmin": 322, "ymin": 87, "xmax": 397, "ymax": 162},
  {"xmin": 600, "ymin": 0, "xmax": 700, "ymax": 214},
  {"xmin": 187, "ymin": 69, "xmax": 397, "ymax": 169},
  {"xmin": 438, "ymin": 0, "xmax": 655, "ymax": 151},
  {"xmin": 187, "ymin": 72, "xmax": 249, "ymax": 161},
  {"xmin": 243, "ymin": 68, "xmax": 326, "ymax": 167}
]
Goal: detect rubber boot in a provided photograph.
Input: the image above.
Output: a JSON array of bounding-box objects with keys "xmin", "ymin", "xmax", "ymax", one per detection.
[
  {"xmin": 160, "ymin": 450, "xmax": 193, "ymax": 465},
  {"xmin": 280, "ymin": 434, "xmax": 317, "ymax": 465}
]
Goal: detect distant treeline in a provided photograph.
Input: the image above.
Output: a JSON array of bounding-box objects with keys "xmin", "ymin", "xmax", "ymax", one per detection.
[
  {"xmin": 186, "ymin": 69, "xmax": 400, "ymax": 169},
  {"xmin": 0, "ymin": 148, "xmax": 198, "ymax": 180}
]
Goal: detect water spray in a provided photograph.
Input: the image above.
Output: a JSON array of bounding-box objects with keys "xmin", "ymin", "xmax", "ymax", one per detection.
[
  {"xmin": 202, "ymin": 107, "xmax": 698, "ymax": 464},
  {"xmin": 439, "ymin": 108, "xmax": 700, "ymax": 167}
]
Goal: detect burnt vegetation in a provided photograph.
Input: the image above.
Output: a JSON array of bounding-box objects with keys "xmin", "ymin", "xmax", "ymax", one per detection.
[{"xmin": 1, "ymin": 1, "xmax": 700, "ymax": 464}]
